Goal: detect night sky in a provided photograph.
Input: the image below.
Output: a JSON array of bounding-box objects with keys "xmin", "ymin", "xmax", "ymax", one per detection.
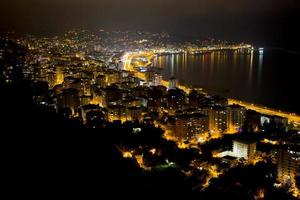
[{"xmin": 1, "ymin": 0, "xmax": 299, "ymax": 46}]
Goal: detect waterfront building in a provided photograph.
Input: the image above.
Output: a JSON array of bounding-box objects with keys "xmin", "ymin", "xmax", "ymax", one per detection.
[
  {"xmin": 168, "ymin": 77, "xmax": 178, "ymax": 90},
  {"xmin": 227, "ymin": 104, "xmax": 246, "ymax": 132}
]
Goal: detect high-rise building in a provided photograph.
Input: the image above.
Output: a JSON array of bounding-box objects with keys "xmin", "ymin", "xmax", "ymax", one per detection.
[
  {"xmin": 107, "ymin": 105, "xmax": 127, "ymax": 122},
  {"xmin": 105, "ymin": 70, "xmax": 120, "ymax": 86},
  {"xmin": 232, "ymin": 139, "xmax": 257, "ymax": 159},
  {"xmin": 63, "ymin": 77, "xmax": 85, "ymax": 95},
  {"xmin": 56, "ymin": 88, "xmax": 80, "ymax": 115},
  {"xmin": 212, "ymin": 107, "xmax": 228, "ymax": 132},
  {"xmin": 117, "ymin": 62, "xmax": 124, "ymax": 71},
  {"xmin": 227, "ymin": 104, "xmax": 246, "ymax": 132},
  {"xmin": 126, "ymin": 107, "xmax": 144, "ymax": 122},
  {"xmin": 147, "ymin": 86, "xmax": 165, "ymax": 111},
  {"xmin": 173, "ymin": 113, "xmax": 209, "ymax": 141},
  {"xmin": 81, "ymin": 78, "xmax": 92, "ymax": 96},
  {"xmin": 101, "ymin": 86, "xmax": 123, "ymax": 107},
  {"xmin": 200, "ymin": 106, "xmax": 227, "ymax": 133},
  {"xmin": 167, "ymin": 88, "xmax": 185, "ymax": 110},
  {"xmin": 244, "ymin": 110, "xmax": 261, "ymax": 132},
  {"xmin": 151, "ymin": 73, "xmax": 162, "ymax": 86},
  {"xmin": 277, "ymin": 147, "xmax": 300, "ymax": 189}
]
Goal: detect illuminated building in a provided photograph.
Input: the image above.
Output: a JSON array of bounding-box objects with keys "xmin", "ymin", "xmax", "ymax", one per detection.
[
  {"xmin": 81, "ymin": 78, "xmax": 92, "ymax": 96},
  {"xmin": 53, "ymin": 84, "xmax": 63, "ymax": 96},
  {"xmin": 137, "ymin": 97, "xmax": 148, "ymax": 108},
  {"xmin": 92, "ymin": 69, "xmax": 105, "ymax": 81},
  {"xmin": 126, "ymin": 107, "xmax": 144, "ymax": 121},
  {"xmin": 211, "ymin": 107, "xmax": 228, "ymax": 133},
  {"xmin": 232, "ymin": 139, "xmax": 256, "ymax": 159},
  {"xmin": 259, "ymin": 114, "xmax": 289, "ymax": 132},
  {"xmin": 277, "ymin": 148, "xmax": 300, "ymax": 189},
  {"xmin": 200, "ymin": 106, "xmax": 228, "ymax": 133},
  {"xmin": 55, "ymin": 66, "xmax": 64, "ymax": 85},
  {"xmin": 168, "ymin": 77, "xmax": 178, "ymax": 90},
  {"xmin": 90, "ymin": 87, "xmax": 103, "ymax": 106},
  {"xmin": 122, "ymin": 97, "xmax": 143, "ymax": 108},
  {"xmin": 95, "ymin": 75, "xmax": 107, "ymax": 88},
  {"xmin": 63, "ymin": 77, "xmax": 85, "ymax": 95},
  {"xmin": 272, "ymin": 116, "xmax": 289, "ymax": 132},
  {"xmin": 227, "ymin": 104, "xmax": 246, "ymax": 132},
  {"xmin": 167, "ymin": 88, "xmax": 185, "ymax": 110},
  {"xmin": 105, "ymin": 70, "xmax": 120, "ymax": 86},
  {"xmin": 101, "ymin": 86, "xmax": 123, "ymax": 107},
  {"xmin": 75, "ymin": 52, "xmax": 85, "ymax": 60},
  {"xmin": 33, "ymin": 63, "xmax": 47, "ymax": 82},
  {"xmin": 131, "ymin": 86, "xmax": 150, "ymax": 97},
  {"xmin": 147, "ymin": 86, "xmax": 166, "ymax": 111},
  {"xmin": 188, "ymin": 90, "xmax": 205, "ymax": 108},
  {"xmin": 152, "ymin": 73, "xmax": 162, "ymax": 86},
  {"xmin": 244, "ymin": 110, "xmax": 261, "ymax": 132},
  {"xmin": 80, "ymin": 104, "xmax": 102, "ymax": 123},
  {"xmin": 118, "ymin": 81, "xmax": 139, "ymax": 90},
  {"xmin": 211, "ymin": 96, "xmax": 228, "ymax": 107},
  {"xmin": 145, "ymin": 70, "xmax": 163, "ymax": 87},
  {"xmin": 260, "ymin": 115, "xmax": 272, "ymax": 126},
  {"xmin": 80, "ymin": 95, "xmax": 92, "ymax": 107},
  {"xmin": 120, "ymin": 70, "xmax": 130, "ymax": 78},
  {"xmin": 117, "ymin": 62, "xmax": 124, "ymax": 70},
  {"xmin": 57, "ymin": 88, "xmax": 80, "ymax": 115},
  {"xmin": 86, "ymin": 110, "xmax": 107, "ymax": 129},
  {"xmin": 94, "ymin": 44, "xmax": 101, "ymax": 52},
  {"xmin": 172, "ymin": 113, "xmax": 209, "ymax": 141},
  {"xmin": 107, "ymin": 105, "xmax": 127, "ymax": 122},
  {"xmin": 46, "ymin": 72, "xmax": 56, "ymax": 88}
]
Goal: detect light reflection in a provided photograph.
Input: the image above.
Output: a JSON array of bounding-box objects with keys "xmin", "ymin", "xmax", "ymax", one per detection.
[
  {"xmin": 176, "ymin": 54, "xmax": 179, "ymax": 74},
  {"xmin": 233, "ymin": 50, "xmax": 237, "ymax": 67},
  {"xmin": 247, "ymin": 50, "xmax": 254, "ymax": 93},
  {"xmin": 170, "ymin": 54, "xmax": 175, "ymax": 76},
  {"xmin": 210, "ymin": 52, "xmax": 215, "ymax": 68},
  {"xmin": 257, "ymin": 52, "xmax": 264, "ymax": 87}
]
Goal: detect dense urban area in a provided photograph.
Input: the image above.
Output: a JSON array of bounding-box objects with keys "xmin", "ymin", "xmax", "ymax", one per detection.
[{"xmin": 1, "ymin": 30, "xmax": 299, "ymax": 199}]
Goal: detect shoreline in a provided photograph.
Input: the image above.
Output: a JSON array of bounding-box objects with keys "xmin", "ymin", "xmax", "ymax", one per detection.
[
  {"xmin": 125, "ymin": 51, "xmax": 300, "ymax": 125},
  {"xmin": 172, "ymin": 79, "xmax": 300, "ymax": 125}
]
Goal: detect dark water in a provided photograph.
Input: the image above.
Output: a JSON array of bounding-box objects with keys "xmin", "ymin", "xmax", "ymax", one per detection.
[{"xmin": 153, "ymin": 49, "xmax": 300, "ymax": 114}]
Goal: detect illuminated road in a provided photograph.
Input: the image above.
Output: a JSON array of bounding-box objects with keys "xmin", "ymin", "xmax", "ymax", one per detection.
[{"xmin": 122, "ymin": 51, "xmax": 154, "ymax": 71}]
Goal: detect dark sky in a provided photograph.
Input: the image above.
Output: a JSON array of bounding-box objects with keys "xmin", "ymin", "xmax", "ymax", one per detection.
[{"xmin": 1, "ymin": 0, "xmax": 300, "ymax": 46}]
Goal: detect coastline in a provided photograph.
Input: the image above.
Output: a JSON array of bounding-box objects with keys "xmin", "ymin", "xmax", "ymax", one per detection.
[{"xmin": 125, "ymin": 51, "xmax": 300, "ymax": 125}]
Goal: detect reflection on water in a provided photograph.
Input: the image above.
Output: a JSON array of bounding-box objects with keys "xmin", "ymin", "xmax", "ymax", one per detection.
[
  {"xmin": 154, "ymin": 51, "xmax": 257, "ymax": 94},
  {"xmin": 257, "ymin": 53, "xmax": 264, "ymax": 87},
  {"xmin": 153, "ymin": 50, "xmax": 300, "ymax": 114},
  {"xmin": 247, "ymin": 51, "xmax": 254, "ymax": 93}
]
